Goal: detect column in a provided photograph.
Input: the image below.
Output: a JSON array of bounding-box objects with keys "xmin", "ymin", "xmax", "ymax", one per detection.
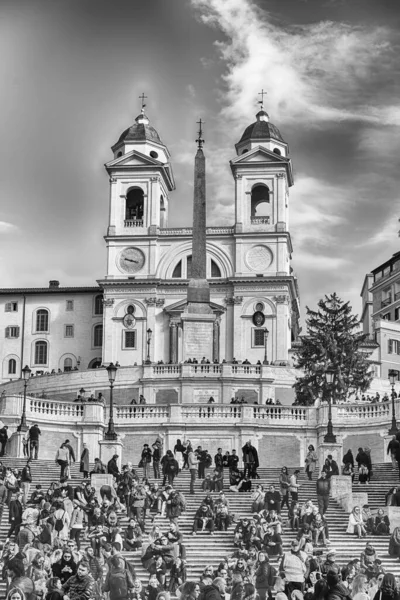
[
  {"xmin": 169, "ymin": 322, "xmax": 178, "ymax": 364},
  {"xmin": 213, "ymin": 319, "xmax": 220, "ymax": 362}
]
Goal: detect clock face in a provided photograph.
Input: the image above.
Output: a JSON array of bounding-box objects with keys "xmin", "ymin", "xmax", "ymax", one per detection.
[{"xmin": 118, "ymin": 247, "xmax": 145, "ymax": 274}]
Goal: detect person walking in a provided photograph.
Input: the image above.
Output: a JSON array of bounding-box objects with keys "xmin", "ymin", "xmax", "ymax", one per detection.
[
  {"xmin": 305, "ymin": 445, "xmax": 318, "ymax": 481},
  {"xmin": 316, "ymin": 471, "xmax": 330, "ymax": 516},
  {"xmin": 63, "ymin": 439, "xmax": 76, "ymax": 480},
  {"xmin": 7, "ymin": 491, "xmax": 23, "ymax": 540},
  {"xmin": 80, "ymin": 443, "xmax": 90, "ymax": 479},
  {"xmin": 289, "ymin": 470, "xmax": 300, "ymax": 503},
  {"xmin": 0, "ymin": 474, "xmax": 6, "ymax": 526},
  {"xmin": 0, "ymin": 425, "xmax": 9, "ymax": 457},
  {"xmin": 152, "ymin": 440, "xmax": 161, "ymax": 479},
  {"xmin": 188, "ymin": 446, "xmax": 198, "ymax": 495},
  {"xmin": 55, "ymin": 443, "xmax": 70, "ymax": 480},
  {"xmin": 28, "ymin": 423, "xmax": 41, "ymax": 459},
  {"xmin": 140, "ymin": 444, "xmax": 152, "ymax": 480},
  {"xmin": 279, "ymin": 467, "xmax": 290, "ymax": 511}
]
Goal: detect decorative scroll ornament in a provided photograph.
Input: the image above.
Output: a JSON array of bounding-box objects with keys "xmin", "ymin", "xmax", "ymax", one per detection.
[
  {"xmin": 224, "ymin": 296, "xmax": 243, "ymax": 305},
  {"xmin": 103, "ymin": 298, "xmax": 115, "ymax": 307},
  {"xmin": 123, "ymin": 314, "xmax": 136, "ymax": 329},
  {"xmin": 145, "ymin": 297, "xmax": 165, "ymax": 307}
]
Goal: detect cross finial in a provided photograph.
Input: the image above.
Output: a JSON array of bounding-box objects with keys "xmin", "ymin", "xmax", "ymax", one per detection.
[
  {"xmin": 258, "ymin": 89, "xmax": 267, "ymax": 110},
  {"xmin": 196, "ymin": 118, "xmax": 205, "ymax": 149},
  {"xmin": 139, "ymin": 93, "xmax": 148, "ymax": 113}
]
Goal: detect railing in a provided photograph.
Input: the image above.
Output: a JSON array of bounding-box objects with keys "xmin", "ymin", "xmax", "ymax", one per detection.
[
  {"xmin": 181, "ymin": 405, "xmax": 243, "ymax": 420},
  {"xmin": 189, "ymin": 365, "xmax": 222, "ymax": 375},
  {"xmin": 159, "ymin": 227, "xmax": 234, "ymax": 236},
  {"xmin": 153, "ymin": 365, "xmax": 181, "ymax": 376},
  {"xmin": 335, "ymin": 402, "xmax": 390, "ymax": 420},
  {"xmin": 124, "ymin": 220, "xmax": 144, "ymax": 227},
  {"xmin": 381, "ymin": 296, "xmax": 392, "ymax": 308},
  {"xmin": 28, "ymin": 398, "xmax": 84, "ymax": 419},
  {"xmin": 253, "ymin": 406, "xmax": 309, "ymax": 421},
  {"xmin": 251, "ymin": 217, "xmax": 270, "ymax": 225},
  {"xmin": 116, "ymin": 405, "xmax": 169, "ymax": 420},
  {"xmin": 231, "ymin": 365, "xmax": 261, "ymax": 376}
]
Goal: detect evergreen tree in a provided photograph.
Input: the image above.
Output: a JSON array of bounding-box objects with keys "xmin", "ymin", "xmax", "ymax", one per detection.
[{"xmin": 293, "ymin": 293, "xmax": 373, "ymax": 405}]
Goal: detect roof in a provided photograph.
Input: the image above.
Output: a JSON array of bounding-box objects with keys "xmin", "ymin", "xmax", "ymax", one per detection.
[
  {"xmin": 0, "ymin": 287, "xmax": 101, "ymax": 295},
  {"xmin": 239, "ymin": 111, "xmax": 285, "ymax": 144},
  {"xmin": 371, "ymin": 251, "xmax": 400, "ymax": 274},
  {"xmin": 113, "ymin": 112, "xmax": 162, "ymax": 148}
]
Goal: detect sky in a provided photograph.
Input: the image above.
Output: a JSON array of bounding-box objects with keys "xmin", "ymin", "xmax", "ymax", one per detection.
[{"xmin": 1, "ymin": 0, "xmax": 400, "ymax": 324}]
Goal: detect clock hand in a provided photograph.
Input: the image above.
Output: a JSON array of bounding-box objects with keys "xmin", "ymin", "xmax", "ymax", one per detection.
[{"xmin": 125, "ymin": 258, "xmax": 139, "ymax": 263}]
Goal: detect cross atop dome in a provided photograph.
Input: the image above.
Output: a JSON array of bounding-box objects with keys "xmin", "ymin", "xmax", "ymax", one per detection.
[
  {"xmin": 258, "ymin": 88, "xmax": 267, "ymax": 111},
  {"xmin": 136, "ymin": 92, "xmax": 149, "ymax": 125}
]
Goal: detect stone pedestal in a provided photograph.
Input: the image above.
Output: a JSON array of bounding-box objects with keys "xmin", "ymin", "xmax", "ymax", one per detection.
[
  {"xmin": 318, "ymin": 441, "xmax": 343, "ymax": 470},
  {"xmin": 7, "ymin": 431, "xmax": 27, "ymax": 458},
  {"xmin": 181, "ymin": 313, "xmax": 216, "ymax": 362},
  {"xmin": 98, "ymin": 439, "xmax": 123, "ymax": 471},
  {"xmin": 91, "ymin": 473, "xmax": 114, "ymax": 503}
]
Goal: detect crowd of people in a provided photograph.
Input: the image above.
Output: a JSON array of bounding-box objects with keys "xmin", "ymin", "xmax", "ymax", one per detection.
[{"xmin": 0, "ymin": 435, "xmax": 398, "ymax": 600}]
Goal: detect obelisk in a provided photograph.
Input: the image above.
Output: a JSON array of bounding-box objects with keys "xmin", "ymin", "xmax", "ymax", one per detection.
[
  {"xmin": 181, "ymin": 120, "xmax": 216, "ymax": 361},
  {"xmin": 187, "ymin": 119, "xmax": 212, "ymax": 313}
]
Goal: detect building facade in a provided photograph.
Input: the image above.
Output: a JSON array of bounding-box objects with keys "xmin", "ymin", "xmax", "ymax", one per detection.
[{"xmin": 0, "ymin": 106, "xmax": 300, "ymax": 384}]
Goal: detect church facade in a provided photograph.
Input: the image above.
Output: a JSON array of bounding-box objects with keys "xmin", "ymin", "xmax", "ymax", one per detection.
[{"xmin": 0, "ymin": 106, "xmax": 300, "ymax": 386}]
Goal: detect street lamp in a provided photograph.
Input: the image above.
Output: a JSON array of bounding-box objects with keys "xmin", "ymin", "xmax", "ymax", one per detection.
[
  {"xmin": 263, "ymin": 327, "xmax": 269, "ymax": 365},
  {"xmin": 324, "ymin": 367, "xmax": 337, "ymax": 443},
  {"xmin": 389, "ymin": 371, "xmax": 398, "ymax": 435},
  {"xmin": 17, "ymin": 365, "xmax": 31, "ymax": 432},
  {"xmin": 145, "ymin": 328, "xmax": 153, "ymax": 364},
  {"xmin": 104, "ymin": 362, "xmax": 118, "ymax": 440}
]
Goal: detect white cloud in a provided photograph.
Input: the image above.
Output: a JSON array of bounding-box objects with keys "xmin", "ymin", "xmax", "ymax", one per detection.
[
  {"xmin": 0, "ymin": 221, "xmax": 18, "ymax": 233},
  {"xmin": 191, "ymin": 0, "xmax": 400, "ymax": 127}
]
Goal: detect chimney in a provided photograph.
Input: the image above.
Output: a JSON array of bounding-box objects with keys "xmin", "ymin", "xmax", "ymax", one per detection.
[{"xmin": 49, "ymin": 280, "xmax": 60, "ymax": 288}]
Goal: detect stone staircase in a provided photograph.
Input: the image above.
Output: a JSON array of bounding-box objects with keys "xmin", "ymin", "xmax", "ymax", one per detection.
[{"xmin": 0, "ymin": 458, "xmax": 399, "ymax": 596}]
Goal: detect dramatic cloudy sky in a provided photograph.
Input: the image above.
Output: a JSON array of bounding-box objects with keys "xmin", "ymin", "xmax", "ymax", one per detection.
[{"xmin": 1, "ymin": 0, "xmax": 400, "ymax": 322}]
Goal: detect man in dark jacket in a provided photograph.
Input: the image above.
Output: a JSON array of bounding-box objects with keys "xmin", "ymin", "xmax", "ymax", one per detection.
[
  {"xmin": 242, "ymin": 441, "xmax": 259, "ymax": 478},
  {"xmin": 214, "ymin": 448, "xmax": 224, "ymax": 473},
  {"xmin": 28, "ymin": 423, "xmax": 41, "ymax": 459},
  {"xmin": 107, "ymin": 454, "xmax": 120, "ymax": 478},
  {"xmin": 0, "ymin": 425, "xmax": 8, "ymax": 456},
  {"xmin": 103, "ymin": 555, "xmax": 135, "ymax": 600},
  {"xmin": 193, "ymin": 504, "xmax": 215, "ymax": 535},
  {"xmin": 265, "ymin": 485, "xmax": 281, "ymax": 513},
  {"xmin": 8, "ymin": 491, "xmax": 23, "ymax": 539},
  {"xmin": 327, "ymin": 455, "xmax": 339, "ymax": 477},
  {"xmin": 203, "ymin": 577, "xmax": 226, "ymax": 600},
  {"xmin": 228, "ymin": 449, "xmax": 239, "ymax": 475},
  {"xmin": 387, "ymin": 436, "xmax": 400, "ymax": 470},
  {"xmin": 316, "ymin": 471, "xmax": 330, "ymax": 516},
  {"xmin": 62, "ymin": 560, "xmax": 94, "ymax": 600}
]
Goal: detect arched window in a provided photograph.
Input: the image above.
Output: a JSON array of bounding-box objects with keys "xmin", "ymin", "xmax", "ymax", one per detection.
[
  {"xmin": 89, "ymin": 358, "xmax": 102, "ymax": 369},
  {"xmin": 35, "ymin": 341, "xmax": 48, "ymax": 365},
  {"xmin": 94, "ymin": 324, "xmax": 103, "ymax": 347},
  {"xmin": 211, "ymin": 260, "xmax": 221, "ymax": 278},
  {"xmin": 273, "ymin": 148, "xmax": 281, "ymax": 155},
  {"xmin": 8, "ymin": 358, "xmax": 16, "ymax": 374},
  {"xmin": 94, "ymin": 295, "xmax": 103, "ymax": 315},
  {"xmin": 64, "ymin": 358, "xmax": 73, "ymax": 372},
  {"xmin": 117, "ymin": 151, "xmax": 123, "ymax": 158},
  {"xmin": 125, "ymin": 188, "xmax": 144, "ymax": 222},
  {"xmin": 251, "ymin": 184, "xmax": 270, "ymax": 217},
  {"xmin": 172, "ymin": 261, "xmax": 182, "ymax": 278},
  {"xmin": 36, "ymin": 309, "xmax": 49, "ymax": 332}
]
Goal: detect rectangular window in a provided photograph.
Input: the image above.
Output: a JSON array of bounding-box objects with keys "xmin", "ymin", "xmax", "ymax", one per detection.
[
  {"xmin": 5, "ymin": 326, "xmax": 20, "ymax": 338},
  {"xmin": 388, "ymin": 339, "xmax": 400, "ymax": 355},
  {"xmin": 66, "ymin": 300, "xmax": 74, "ymax": 311},
  {"xmin": 253, "ymin": 329, "xmax": 265, "ymax": 347},
  {"xmin": 5, "ymin": 302, "xmax": 18, "ymax": 312},
  {"xmin": 65, "ymin": 325, "xmax": 74, "ymax": 338},
  {"xmin": 124, "ymin": 330, "xmax": 137, "ymax": 349},
  {"xmin": 395, "ymin": 307, "xmax": 400, "ymax": 321},
  {"xmin": 35, "ymin": 342, "xmax": 48, "ymax": 365},
  {"xmin": 382, "ymin": 313, "xmax": 391, "ymax": 321}
]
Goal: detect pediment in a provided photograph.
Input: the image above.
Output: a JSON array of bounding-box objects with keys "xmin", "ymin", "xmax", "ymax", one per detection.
[
  {"xmin": 105, "ymin": 149, "xmax": 163, "ymax": 169},
  {"xmin": 231, "ymin": 146, "xmax": 288, "ymax": 165},
  {"xmin": 165, "ymin": 299, "xmax": 226, "ymax": 315}
]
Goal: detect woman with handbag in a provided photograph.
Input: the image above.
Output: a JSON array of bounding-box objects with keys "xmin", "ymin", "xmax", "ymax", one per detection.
[
  {"xmin": 305, "ymin": 445, "xmax": 318, "ymax": 481},
  {"xmin": 80, "ymin": 443, "xmax": 90, "ymax": 480}
]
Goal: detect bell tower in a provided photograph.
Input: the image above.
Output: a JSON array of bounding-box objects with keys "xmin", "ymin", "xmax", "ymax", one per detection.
[{"xmin": 104, "ymin": 98, "xmax": 175, "ymax": 279}]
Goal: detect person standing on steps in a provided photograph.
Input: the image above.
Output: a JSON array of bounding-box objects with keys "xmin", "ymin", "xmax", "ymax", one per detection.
[
  {"xmin": 316, "ymin": 470, "xmax": 330, "ymax": 516},
  {"xmin": 289, "ymin": 470, "xmax": 300, "ymax": 503},
  {"xmin": 7, "ymin": 491, "xmax": 23, "ymax": 540},
  {"xmin": 214, "ymin": 448, "xmax": 224, "ymax": 474},
  {"xmin": 80, "ymin": 443, "xmax": 90, "ymax": 480},
  {"xmin": 140, "ymin": 444, "xmax": 152, "ymax": 480},
  {"xmin": 0, "ymin": 424, "xmax": 9, "ymax": 457},
  {"xmin": 28, "ymin": 423, "xmax": 41, "ymax": 460},
  {"xmin": 242, "ymin": 441, "xmax": 259, "ymax": 479},
  {"xmin": 55, "ymin": 443, "xmax": 70, "ymax": 481},
  {"xmin": 152, "ymin": 440, "xmax": 161, "ymax": 479},
  {"xmin": 188, "ymin": 446, "xmax": 198, "ymax": 495},
  {"xmin": 20, "ymin": 459, "xmax": 32, "ymax": 508},
  {"xmin": 63, "ymin": 440, "xmax": 76, "ymax": 480},
  {"xmin": 387, "ymin": 437, "xmax": 399, "ymax": 471},
  {"xmin": 305, "ymin": 445, "xmax": 317, "ymax": 481}
]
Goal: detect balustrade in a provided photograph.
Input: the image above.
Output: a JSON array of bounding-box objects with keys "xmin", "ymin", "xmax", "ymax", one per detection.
[
  {"xmin": 181, "ymin": 405, "xmax": 242, "ymax": 420},
  {"xmin": 28, "ymin": 398, "xmax": 84, "ymax": 419},
  {"xmin": 124, "ymin": 220, "xmax": 144, "ymax": 227},
  {"xmin": 153, "ymin": 365, "xmax": 181, "ymax": 376},
  {"xmin": 252, "ymin": 405, "xmax": 309, "ymax": 422},
  {"xmin": 190, "ymin": 365, "xmax": 222, "ymax": 375},
  {"xmin": 115, "ymin": 405, "xmax": 169, "ymax": 421},
  {"xmin": 231, "ymin": 365, "xmax": 261, "ymax": 376}
]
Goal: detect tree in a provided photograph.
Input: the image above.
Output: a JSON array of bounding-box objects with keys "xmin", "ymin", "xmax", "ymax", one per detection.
[{"xmin": 293, "ymin": 293, "xmax": 373, "ymax": 405}]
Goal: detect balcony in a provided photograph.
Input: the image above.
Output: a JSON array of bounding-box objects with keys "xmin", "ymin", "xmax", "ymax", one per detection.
[
  {"xmin": 381, "ymin": 296, "xmax": 392, "ymax": 308},
  {"xmin": 124, "ymin": 220, "xmax": 143, "ymax": 227},
  {"xmin": 395, "ymin": 291, "xmax": 400, "ymax": 301},
  {"xmin": 251, "ymin": 216, "xmax": 270, "ymax": 225}
]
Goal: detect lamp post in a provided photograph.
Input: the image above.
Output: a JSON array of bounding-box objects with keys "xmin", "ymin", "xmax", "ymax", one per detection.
[
  {"xmin": 263, "ymin": 327, "xmax": 269, "ymax": 365},
  {"xmin": 389, "ymin": 371, "xmax": 398, "ymax": 435},
  {"xmin": 324, "ymin": 367, "xmax": 337, "ymax": 443},
  {"xmin": 104, "ymin": 362, "xmax": 118, "ymax": 440},
  {"xmin": 17, "ymin": 365, "xmax": 31, "ymax": 432},
  {"xmin": 145, "ymin": 328, "xmax": 153, "ymax": 364}
]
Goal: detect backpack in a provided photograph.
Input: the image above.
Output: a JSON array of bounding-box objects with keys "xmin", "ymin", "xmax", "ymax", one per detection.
[
  {"xmin": 205, "ymin": 453, "xmax": 212, "ymax": 468},
  {"xmin": 109, "ymin": 570, "xmax": 129, "ymax": 600},
  {"xmin": 54, "ymin": 511, "xmax": 66, "ymax": 533}
]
